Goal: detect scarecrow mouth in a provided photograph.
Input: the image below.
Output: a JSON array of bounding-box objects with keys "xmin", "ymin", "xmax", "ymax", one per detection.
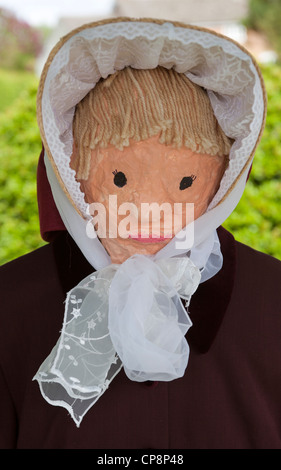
[{"xmin": 128, "ymin": 233, "xmax": 173, "ymax": 243}]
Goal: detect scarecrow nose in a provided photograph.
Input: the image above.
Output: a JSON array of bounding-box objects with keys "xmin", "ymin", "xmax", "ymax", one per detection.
[{"xmin": 138, "ymin": 201, "xmax": 173, "ymax": 233}]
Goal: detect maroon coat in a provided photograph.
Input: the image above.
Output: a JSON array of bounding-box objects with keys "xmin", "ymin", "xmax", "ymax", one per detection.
[{"xmin": 1, "ymin": 226, "xmax": 281, "ymax": 449}]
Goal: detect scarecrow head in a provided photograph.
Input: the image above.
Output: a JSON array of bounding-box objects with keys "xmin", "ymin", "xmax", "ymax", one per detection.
[{"xmin": 37, "ymin": 19, "xmax": 266, "ymax": 269}]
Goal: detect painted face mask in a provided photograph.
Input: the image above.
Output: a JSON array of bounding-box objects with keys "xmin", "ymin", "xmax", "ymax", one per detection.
[
  {"xmin": 72, "ymin": 66, "xmax": 231, "ymax": 263},
  {"xmin": 33, "ymin": 18, "xmax": 266, "ymax": 426}
]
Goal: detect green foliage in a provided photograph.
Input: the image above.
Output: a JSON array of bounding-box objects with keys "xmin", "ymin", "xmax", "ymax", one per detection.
[
  {"xmin": 245, "ymin": 0, "xmax": 281, "ymax": 61},
  {"xmin": 0, "ymin": 62, "xmax": 281, "ymax": 266},
  {"xmin": 0, "ymin": 8, "xmax": 43, "ymax": 71},
  {"xmin": 0, "ymin": 68, "xmax": 36, "ymax": 112},
  {"xmin": 0, "ymin": 70, "xmax": 45, "ymax": 265},
  {"xmin": 223, "ymin": 63, "xmax": 281, "ymax": 260}
]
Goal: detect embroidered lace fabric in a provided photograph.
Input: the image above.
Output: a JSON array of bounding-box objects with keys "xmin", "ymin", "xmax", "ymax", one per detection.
[
  {"xmin": 34, "ymin": 253, "xmax": 201, "ymax": 426},
  {"xmin": 41, "ymin": 21, "xmax": 265, "ymax": 219}
]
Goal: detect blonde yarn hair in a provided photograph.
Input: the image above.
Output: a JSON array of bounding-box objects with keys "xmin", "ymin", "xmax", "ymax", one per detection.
[{"xmin": 72, "ymin": 66, "xmax": 232, "ymax": 180}]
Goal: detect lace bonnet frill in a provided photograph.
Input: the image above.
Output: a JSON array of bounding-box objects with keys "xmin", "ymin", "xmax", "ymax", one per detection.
[{"xmin": 37, "ymin": 17, "xmax": 267, "ymax": 225}]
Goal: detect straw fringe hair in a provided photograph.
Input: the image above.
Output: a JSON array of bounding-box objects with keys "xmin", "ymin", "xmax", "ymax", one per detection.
[{"xmin": 72, "ymin": 66, "xmax": 233, "ymax": 180}]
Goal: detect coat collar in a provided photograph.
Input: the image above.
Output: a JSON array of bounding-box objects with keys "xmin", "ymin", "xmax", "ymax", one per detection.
[{"xmin": 187, "ymin": 225, "xmax": 236, "ymax": 353}]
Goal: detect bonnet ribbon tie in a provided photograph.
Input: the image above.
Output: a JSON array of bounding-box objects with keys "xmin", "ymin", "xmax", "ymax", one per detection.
[{"xmin": 33, "ymin": 253, "xmax": 201, "ymax": 426}]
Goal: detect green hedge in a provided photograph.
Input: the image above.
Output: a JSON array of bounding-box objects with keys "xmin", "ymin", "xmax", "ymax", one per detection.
[
  {"xmin": 0, "ymin": 64, "xmax": 281, "ymax": 265},
  {"xmin": 0, "ymin": 71, "xmax": 45, "ymax": 264},
  {"xmin": 0, "ymin": 69, "xmax": 37, "ymax": 112},
  {"xmin": 223, "ymin": 63, "xmax": 281, "ymax": 259},
  {"xmin": 245, "ymin": 0, "xmax": 281, "ymax": 62}
]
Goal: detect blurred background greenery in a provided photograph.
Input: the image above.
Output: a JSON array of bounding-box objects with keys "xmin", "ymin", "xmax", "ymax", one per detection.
[{"xmin": 0, "ymin": 0, "xmax": 281, "ymax": 265}]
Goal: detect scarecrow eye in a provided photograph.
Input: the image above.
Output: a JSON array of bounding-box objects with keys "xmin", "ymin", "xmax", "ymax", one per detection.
[
  {"xmin": 113, "ymin": 170, "xmax": 127, "ymax": 188},
  {"xmin": 179, "ymin": 175, "xmax": 197, "ymax": 190}
]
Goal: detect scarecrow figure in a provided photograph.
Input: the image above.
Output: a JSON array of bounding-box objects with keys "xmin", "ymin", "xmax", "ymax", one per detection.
[{"xmin": 1, "ymin": 18, "xmax": 281, "ymax": 449}]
